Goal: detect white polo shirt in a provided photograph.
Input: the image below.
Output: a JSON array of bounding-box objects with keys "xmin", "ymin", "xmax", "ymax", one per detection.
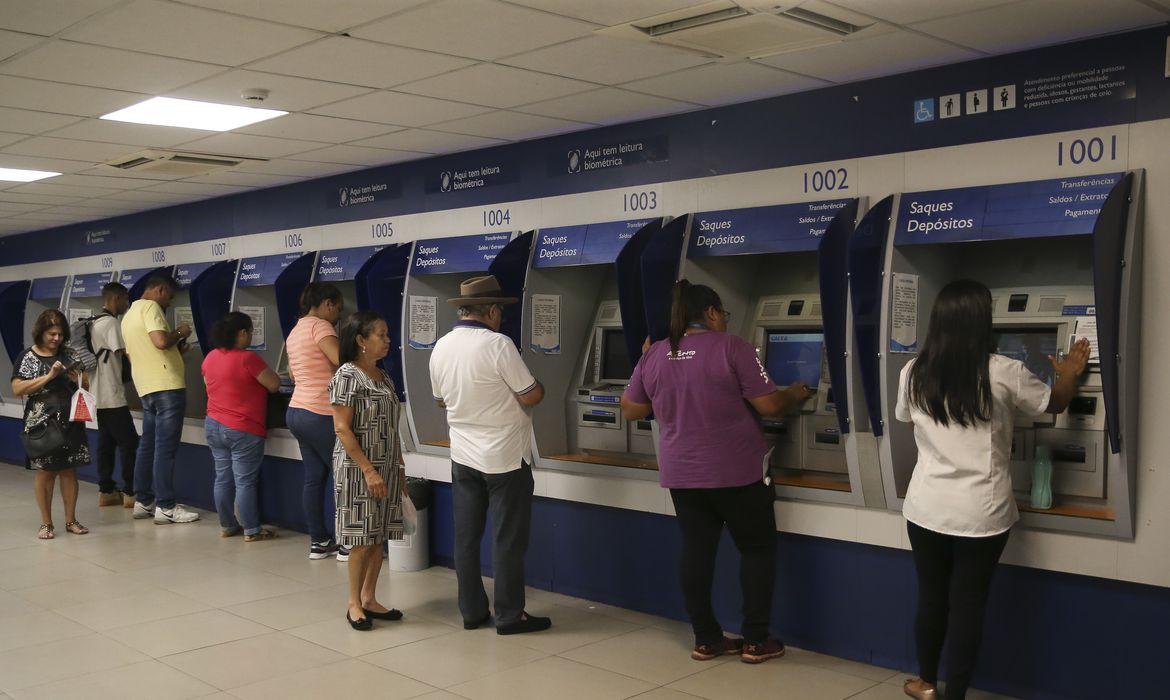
[
  {"xmin": 429, "ymin": 322, "xmax": 538, "ymax": 474},
  {"xmin": 896, "ymin": 354, "xmax": 1052, "ymax": 537}
]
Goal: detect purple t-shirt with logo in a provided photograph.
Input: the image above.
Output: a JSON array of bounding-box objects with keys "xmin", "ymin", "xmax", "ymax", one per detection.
[{"xmin": 625, "ymin": 331, "xmax": 777, "ymax": 489}]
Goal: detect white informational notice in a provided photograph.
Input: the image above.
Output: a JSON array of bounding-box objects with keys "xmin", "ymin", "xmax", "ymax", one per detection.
[
  {"xmin": 890, "ymin": 273, "xmax": 919, "ymax": 353},
  {"xmin": 1075, "ymin": 315, "xmax": 1100, "ymax": 363},
  {"xmin": 173, "ymin": 306, "xmax": 197, "ymax": 349},
  {"xmin": 530, "ymin": 294, "xmax": 561, "ymax": 354},
  {"xmin": 238, "ymin": 305, "xmax": 266, "ymax": 351},
  {"xmin": 67, "ymin": 308, "xmax": 90, "ymax": 326},
  {"xmin": 408, "ymin": 295, "xmax": 437, "ymax": 350}
]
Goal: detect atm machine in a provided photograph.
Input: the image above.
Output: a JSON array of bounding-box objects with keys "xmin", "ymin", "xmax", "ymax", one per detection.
[
  {"xmin": 24, "ymin": 276, "xmax": 68, "ymax": 349},
  {"xmin": 678, "ymin": 198, "xmax": 884, "ymax": 507},
  {"xmin": 851, "ymin": 172, "xmax": 1143, "ymax": 538},
  {"xmin": 231, "ymin": 252, "xmax": 315, "ymax": 429},
  {"xmin": 65, "ymin": 272, "xmax": 115, "ymax": 327},
  {"xmin": 522, "ymin": 218, "xmax": 664, "ymax": 474},
  {"xmin": 119, "ymin": 266, "xmax": 172, "ymax": 303},
  {"xmin": 316, "ymin": 246, "xmax": 382, "ymax": 317},
  {"xmin": 0, "ymin": 280, "xmax": 31, "ymax": 404},
  {"xmin": 401, "ymin": 232, "xmax": 531, "ymax": 456}
]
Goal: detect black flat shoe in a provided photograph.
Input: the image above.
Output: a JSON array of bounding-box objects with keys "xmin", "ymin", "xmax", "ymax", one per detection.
[
  {"xmin": 463, "ymin": 612, "xmax": 492, "ymax": 630},
  {"xmin": 363, "ymin": 608, "xmax": 403, "ymax": 621},
  {"xmin": 346, "ymin": 611, "xmax": 372, "ymax": 631},
  {"xmin": 496, "ymin": 613, "xmax": 551, "ymax": 635}
]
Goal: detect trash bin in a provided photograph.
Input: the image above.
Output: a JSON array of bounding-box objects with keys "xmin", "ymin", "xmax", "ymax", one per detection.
[{"xmin": 389, "ymin": 478, "xmax": 432, "ymax": 572}]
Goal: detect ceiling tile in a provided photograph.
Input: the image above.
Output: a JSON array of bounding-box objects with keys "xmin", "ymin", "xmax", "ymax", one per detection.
[
  {"xmin": 351, "ymin": 129, "xmax": 506, "ymax": 154},
  {"xmin": 175, "ymin": 0, "xmax": 428, "ymax": 33},
  {"xmin": 80, "ymin": 164, "xmax": 188, "ymax": 181},
  {"xmin": 309, "ymin": 91, "xmax": 492, "ymax": 127},
  {"xmin": 622, "ymin": 62, "xmax": 828, "ymax": 106},
  {"xmin": 232, "ymin": 159, "xmax": 360, "ymax": 178},
  {"xmin": 9, "ymin": 212, "xmax": 83, "ymax": 224},
  {"xmin": 0, "ymin": 41, "xmax": 222, "ymax": 94},
  {"xmin": 183, "ymin": 171, "xmax": 307, "ymax": 188},
  {"xmin": 433, "ymin": 110, "xmax": 587, "ymax": 140},
  {"xmin": 912, "ymin": 0, "xmax": 1168, "ymax": 54},
  {"xmin": 3, "ymin": 136, "xmax": 142, "ymax": 163},
  {"xmin": 52, "ymin": 202, "xmax": 139, "ymax": 215},
  {"xmin": 828, "ymin": 0, "xmax": 1022, "ymax": 25},
  {"xmin": 64, "ymin": 0, "xmax": 322, "ymax": 66},
  {"xmin": 398, "ymin": 64, "xmax": 595, "ymax": 108},
  {"xmin": 168, "ymin": 71, "xmax": 370, "ymax": 112},
  {"xmin": 0, "ymin": 106, "xmax": 84, "ymax": 135},
  {"xmin": 517, "ymin": 87, "xmax": 697, "ymax": 124},
  {"xmin": 289, "ymin": 144, "xmax": 425, "ymax": 166},
  {"xmin": 7, "ymin": 181, "xmax": 122, "ymax": 197},
  {"xmin": 249, "ymin": 37, "xmax": 474, "ymax": 89},
  {"xmin": 0, "ymin": 153, "xmax": 95, "ymax": 174},
  {"xmin": 176, "ymin": 132, "xmax": 327, "ymax": 158},
  {"xmin": 43, "ymin": 119, "xmax": 215, "ymax": 148},
  {"xmin": 503, "ymin": 0, "xmax": 713, "ymax": 26},
  {"xmin": 352, "ymin": 0, "xmax": 594, "ymax": 61},
  {"xmin": 502, "ymin": 35, "xmax": 711, "ymax": 84},
  {"xmin": 45, "ymin": 173, "xmax": 159, "ymax": 190},
  {"xmin": 0, "ymin": 132, "xmax": 27, "ymax": 149},
  {"xmin": 236, "ymin": 113, "xmax": 396, "ymax": 143},
  {"xmin": 0, "ymin": 191, "xmax": 84, "ymax": 205},
  {"xmin": 144, "ymin": 181, "xmax": 251, "ymax": 196},
  {"xmin": 0, "ymin": 29, "xmax": 43, "ymax": 61},
  {"xmin": 0, "ymin": 201, "xmax": 46, "ymax": 213},
  {"xmin": 0, "ymin": 0, "xmax": 124, "ymax": 36},
  {"xmin": 758, "ymin": 30, "xmax": 980, "ymax": 83},
  {"xmin": 102, "ymin": 189, "xmax": 197, "ymax": 203},
  {"xmin": 0, "ymin": 76, "xmax": 142, "ymax": 117}
]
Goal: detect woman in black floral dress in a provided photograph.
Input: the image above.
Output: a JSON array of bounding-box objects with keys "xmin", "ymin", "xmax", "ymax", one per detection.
[{"xmin": 12, "ymin": 309, "xmax": 92, "ymax": 539}]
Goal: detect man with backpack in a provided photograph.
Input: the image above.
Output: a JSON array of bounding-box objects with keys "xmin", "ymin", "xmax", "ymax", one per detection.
[{"xmin": 88, "ymin": 282, "xmax": 138, "ymax": 508}]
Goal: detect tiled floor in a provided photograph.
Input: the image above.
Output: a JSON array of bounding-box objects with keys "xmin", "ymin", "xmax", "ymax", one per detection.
[{"xmin": 0, "ymin": 464, "xmax": 1016, "ymax": 699}]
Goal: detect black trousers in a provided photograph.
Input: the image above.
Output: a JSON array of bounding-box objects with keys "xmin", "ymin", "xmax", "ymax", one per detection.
[
  {"xmin": 907, "ymin": 520, "xmax": 1010, "ymax": 700},
  {"xmin": 669, "ymin": 480, "xmax": 776, "ymax": 645},
  {"xmin": 96, "ymin": 406, "xmax": 139, "ymax": 495}
]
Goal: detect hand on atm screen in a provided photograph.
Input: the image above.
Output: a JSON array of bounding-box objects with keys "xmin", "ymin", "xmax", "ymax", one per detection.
[
  {"xmin": 784, "ymin": 381, "xmax": 815, "ymax": 406},
  {"xmin": 1045, "ymin": 338, "xmax": 1091, "ymax": 414}
]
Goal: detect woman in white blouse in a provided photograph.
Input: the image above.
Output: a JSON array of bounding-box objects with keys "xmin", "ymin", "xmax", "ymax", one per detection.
[{"xmin": 895, "ymin": 280, "xmax": 1089, "ymax": 700}]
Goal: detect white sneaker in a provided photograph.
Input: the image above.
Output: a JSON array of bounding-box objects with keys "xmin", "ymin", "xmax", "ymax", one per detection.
[
  {"xmin": 133, "ymin": 501, "xmax": 154, "ymax": 519},
  {"xmin": 154, "ymin": 505, "xmax": 201, "ymax": 524}
]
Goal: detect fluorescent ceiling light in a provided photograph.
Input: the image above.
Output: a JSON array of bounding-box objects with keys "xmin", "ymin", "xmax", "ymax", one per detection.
[
  {"xmin": 0, "ymin": 167, "xmax": 60, "ymax": 182},
  {"xmin": 100, "ymin": 97, "xmax": 287, "ymax": 131}
]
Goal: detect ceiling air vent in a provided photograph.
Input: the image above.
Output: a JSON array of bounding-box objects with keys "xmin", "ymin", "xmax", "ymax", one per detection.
[
  {"xmin": 599, "ymin": 1, "xmax": 870, "ymax": 60},
  {"xmin": 105, "ymin": 149, "xmax": 266, "ymax": 176}
]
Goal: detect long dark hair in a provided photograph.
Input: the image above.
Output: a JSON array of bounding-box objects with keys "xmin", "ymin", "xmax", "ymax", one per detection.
[
  {"xmin": 908, "ymin": 279, "xmax": 995, "ymax": 428},
  {"xmin": 209, "ymin": 311, "xmax": 252, "ymax": 350},
  {"xmin": 299, "ymin": 282, "xmax": 342, "ymax": 316},
  {"xmin": 668, "ymin": 279, "xmax": 723, "ymax": 355},
  {"xmin": 339, "ymin": 310, "xmax": 383, "ymax": 365}
]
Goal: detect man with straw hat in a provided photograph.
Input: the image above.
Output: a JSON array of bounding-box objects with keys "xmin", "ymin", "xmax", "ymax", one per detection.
[{"xmin": 429, "ymin": 275, "xmax": 550, "ymax": 635}]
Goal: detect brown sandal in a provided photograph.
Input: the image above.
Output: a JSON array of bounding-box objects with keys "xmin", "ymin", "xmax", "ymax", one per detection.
[
  {"xmin": 38, "ymin": 523, "xmax": 54, "ymax": 540},
  {"xmin": 244, "ymin": 528, "xmax": 278, "ymax": 542},
  {"xmin": 64, "ymin": 521, "xmax": 89, "ymax": 535}
]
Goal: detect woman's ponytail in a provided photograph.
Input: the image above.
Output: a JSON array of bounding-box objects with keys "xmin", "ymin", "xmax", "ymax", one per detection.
[{"xmin": 668, "ymin": 279, "xmax": 691, "ymax": 355}]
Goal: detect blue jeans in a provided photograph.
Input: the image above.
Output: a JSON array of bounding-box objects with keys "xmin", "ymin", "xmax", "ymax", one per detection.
[
  {"xmin": 134, "ymin": 389, "xmax": 186, "ymax": 509},
  {"xmin": 286, "ymin": 407, "xmax": 335, "ymax": 542},
  {"xmin": 205, "ymin": 417, "xmax": 266, "ymax": 535}
]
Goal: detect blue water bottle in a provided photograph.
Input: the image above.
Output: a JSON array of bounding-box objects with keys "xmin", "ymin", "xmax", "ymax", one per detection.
[{"xmin": 1030, "ymin": 445, "xmax": 1053, "ymax": 510}]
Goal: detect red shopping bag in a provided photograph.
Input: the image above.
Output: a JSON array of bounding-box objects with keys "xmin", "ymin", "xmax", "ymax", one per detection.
[{"xmin": 70, "ymin": 388, "xmax": 96, "ymax": 422}]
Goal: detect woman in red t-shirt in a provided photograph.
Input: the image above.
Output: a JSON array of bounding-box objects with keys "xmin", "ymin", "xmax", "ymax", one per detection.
[{"xmin": 202, "ymin": 312, "xmax": 281, "ymax": 541}]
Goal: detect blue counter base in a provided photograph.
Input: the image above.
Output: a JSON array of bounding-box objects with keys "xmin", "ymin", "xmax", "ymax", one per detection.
[{"xmin": 2, "ymin": 416, "xmax": 1166, "ymax": 699}]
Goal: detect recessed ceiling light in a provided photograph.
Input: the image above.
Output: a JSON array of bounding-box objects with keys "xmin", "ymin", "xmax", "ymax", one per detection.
[
  {"xmin": 100, "ymin": 96, "xmax": 287, "ymax": 131},
  {"xmin": 0, "ymin": 167, "xmax": 60, "ymax": 182}
]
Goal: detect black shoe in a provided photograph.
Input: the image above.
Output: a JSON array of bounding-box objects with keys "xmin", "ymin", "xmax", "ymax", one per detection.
[
  {"xmin": 363, "ymin": 608, "xmax": 403, "ymax": 621},
  {"xmin": 346, "ymin": 611, "xmax": 372, "ymax": 631},
  {"xmin": 463, "ymin": 612, "xmax": 492, "ymax": 630},
  {"xmin": 496, "ymin": 613, "xmax": 551, "ymax": 635}
]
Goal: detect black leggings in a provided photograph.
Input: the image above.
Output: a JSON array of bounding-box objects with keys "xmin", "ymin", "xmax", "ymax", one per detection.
[
  {"xmin": 670, "ymin": 480, "xmax": 776, "ymax": 645},
  {"xmin": 907, "ymin": 521, "xmax": 1010, "ymax": 700}
]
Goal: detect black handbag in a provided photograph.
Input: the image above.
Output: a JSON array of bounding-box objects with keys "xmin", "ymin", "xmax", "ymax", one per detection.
[{"xmin": 21, "ymin": 417, "xmax": 68, "ymax": 459}]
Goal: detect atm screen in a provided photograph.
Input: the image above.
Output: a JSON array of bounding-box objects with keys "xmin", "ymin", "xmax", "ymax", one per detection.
[
  {"xmin": 994, "ymin": 327, "xmax": 1058, "ymax": 385},
  {"xmin": 764, "ymin": 331, "xmax": 824, "ymax": 387},
  {"xmin": 601, "ymin": 328, "xmax": 633, "ymax": 381}
]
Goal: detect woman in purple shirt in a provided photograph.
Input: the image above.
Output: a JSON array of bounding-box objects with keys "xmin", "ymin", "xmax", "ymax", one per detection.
[{"xmin": 622, "ymin": 280, "xmax": 811, "ymax": 665}]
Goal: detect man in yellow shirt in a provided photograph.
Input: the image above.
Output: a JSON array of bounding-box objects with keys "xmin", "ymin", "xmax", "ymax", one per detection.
[{"xmin": 122, "ymin": 273, "xmax": 199, "ymax": 524}]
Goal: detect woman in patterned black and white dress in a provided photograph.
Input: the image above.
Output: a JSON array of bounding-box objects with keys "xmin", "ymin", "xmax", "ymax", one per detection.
[{"xmin": 330, "ymin": 310, "xmax": 406, "ymax": 631}]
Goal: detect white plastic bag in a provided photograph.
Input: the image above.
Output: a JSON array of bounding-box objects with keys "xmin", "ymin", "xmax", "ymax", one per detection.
[
  {"xmin": 401, "ymin": 494, "xmax": 418, "ymax": 536},
  {"xmin": 69, "ymin": 387, "xmax": 96, "ymax": 423}
]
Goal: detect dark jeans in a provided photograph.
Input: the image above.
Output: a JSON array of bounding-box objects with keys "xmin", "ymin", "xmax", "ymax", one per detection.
[
  {"xmin": 205, "ymin": 417, "xmax": 266, "ymax": 535},
  {"xmin": 97, "ymin": 406, "xmax": 138, "ymax": 495},
  {"xmin": 907, "ymin": 521, "xmax": 1010, "ymax": 700},
  {"xmin": 452, "ymin": 460, "xmax": 534, "ymax": 626},
  {"xmin": 133, "ymin": 389, "xmax": 186, "ymax": 509},
  {"xmin": 669, "ymin": 480, "xmax": 777, "ymax": 645},
  {"xmin": 286, "ymin": 407, "xmax": 335, "ymax": 542}
]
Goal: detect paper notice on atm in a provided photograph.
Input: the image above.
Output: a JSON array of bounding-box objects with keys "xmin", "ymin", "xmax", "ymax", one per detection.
[
  {"xmin": 68, "ymin": 308, "xmax": 90, "ymax": 327},
  {"xmin": 1074, "ymin": 315, "xmax": 1100, "ymax": 363},
  {"xmin": 238, "ymin": 305, "xmax": 265, "ymax": 351},
  {"xmin": 890, "ymin": 273, "xmax": 919, "ymax": 353},
  {"xmin": 530, "ymin": 294, "xmax": 561, "ymax": 354},
  {"xmin": 408, "ymin": 295, "xmax": 437, "ymax": 350},
  {"xmin": 173, "ymin": 306, "xmax": 197, "ymax": 349}
]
